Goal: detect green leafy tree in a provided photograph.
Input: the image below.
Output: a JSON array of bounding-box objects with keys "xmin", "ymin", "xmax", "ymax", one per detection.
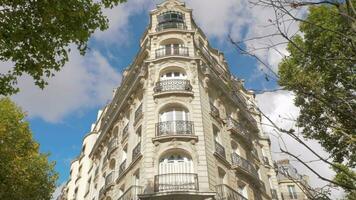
[
  {"xmin": 0, "ymin": 0, "xmax": 126, "ymax": 95},
  {"xmin": 279, "ymin": 3, "xmax": 356, "ymax": 167},
  {"xmin": 0, "ymin": 98, "xmax": 58, "ymax": 200},
  {"xmin": 278, "ymin": 2, "xmax": 356, "ymax": 198}
]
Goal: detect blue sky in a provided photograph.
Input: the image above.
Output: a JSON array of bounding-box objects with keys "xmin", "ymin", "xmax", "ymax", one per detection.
[{"xmin": 3, "ymin": 0, "xmax": 340, "ymax": 196}]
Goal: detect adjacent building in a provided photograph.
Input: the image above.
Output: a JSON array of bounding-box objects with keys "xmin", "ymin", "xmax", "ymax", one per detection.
[
  {"xmin": 58, "ymin": 0, "xmax": 283, "ymax": 199},
  {"xmin": 276, "ymin": 159, "xmax": 311, "ymax": 200}
]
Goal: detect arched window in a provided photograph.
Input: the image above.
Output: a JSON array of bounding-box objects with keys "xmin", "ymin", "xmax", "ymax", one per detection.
[
  {"xmin": 159, "ymin": 107, "xmax": 188, "ymax": 122},
  {"xmin": 159, "ymin": 153, "xmax": 193, "ymax": 174},
  {"xmin": 160, "ymin": 71, "xmax": 187, "ymax": 80}
]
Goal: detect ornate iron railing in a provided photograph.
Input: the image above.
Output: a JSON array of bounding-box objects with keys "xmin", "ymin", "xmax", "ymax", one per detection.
[
  {"xmin": 105, "ymin": 171, "xmax": 116, "ymax": 187},
  {"xmin": 117, "ymin": 186, "xmax": 143, "ymax": 200},
  {"xmin": 107, "ymin": 138, "xmax": 118, "ymax": 155},
  {"xmin": 215, "ymin": 184, "xmax": 248, "ymax": 200},
  {"xmin": 227, "ymin": 117, "xmax": 251, "ymax": 142},
  {"xmin": 154, "ymin": 79, "xmax": 192, "ymax": 93},
  {"xmin": 119, "ymin": 160, "xmax": 127, "ymax": 177},
  {"xmin": 122, "ymin": 124, "xmax": 129, "ymax": 142},
  {"xmin": 215, "ymin": 140, "xmax": 226, "ymax": 159},
  {"xmin": 154, "ymin": 173, "xmax": 199, "ymax": 192},
  {"xmin": 231, "ymin": 153, "xmax": 259, "ymax": 178},
  {"xmin": 132, "ymin": 142, "xmax": 141, "ymax": 161},
  {"xmin": 271, "ymin": 189, "xmax": 278, "ymax": 200},
  {"xmin": 155, "ymin": 46, "xmax": 189, "ymax": 58},
  {"xmin": 155, "ymin": 121, "xmax": 194, "ymax": 136},
  {"xmin": 135, "ymin": 104, "xmax": 143, "ymax": 123},
  {"xmin": 210, "ymin": 102, "xmax": 220, "ymax": 118},
  {"xmin": 156, "ymin": 22, "xmax": 187, "ymax": 32}
]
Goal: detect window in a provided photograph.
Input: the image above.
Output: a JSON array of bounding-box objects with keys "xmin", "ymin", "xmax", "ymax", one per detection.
[
  {"xmin": 159, "ymin": 153, "xmax": 193, "ymax": 174},
  {"xmin": 159, "ymin": 107, "xmax": 188, "ymax": 122},
  {"xmin": 122, "ymin": 146, "xmax": 127, "ymax": 162},
  {"xmin": 136, "ymin": 126, "xmax": 142, "ymax": 143},
  {"xmin": 213, "ymin": 126, "xmax": 221, "ymax": 143},
  {"xmin": 238, "ymin": 184, "xmax": 248, "ymax": 198},
  {"xmin": 160, "ymin": 71, "xmax": 186, "ymax": 80},
  {"xmin": 288, "ymin": 185, "xmax": 298, "ymax": 199},
  {"xmin": 157, "ymin": 11, "xmax": 184, "ymax": 24},
  {"xmin": 217, "ymin": 168, "xmax": 227, "ymax": 185}
]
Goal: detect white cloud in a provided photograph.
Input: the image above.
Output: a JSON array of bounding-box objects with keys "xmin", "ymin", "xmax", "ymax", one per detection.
[
  {"xmin": 8, "ymin": 49, "xmax": 121, "ymax": 123},
  {"xmin": 93, "ymin": 0, "xmax": 155, "ymax": 45},
  {"xmin": 256, "ymin": 91, "xmax": 344, "ymax": 198}
]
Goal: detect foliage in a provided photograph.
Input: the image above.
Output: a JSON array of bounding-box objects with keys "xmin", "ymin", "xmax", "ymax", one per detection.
[
  {"xmin": 0, "ymin": 0, "xmax": 126, "ymax": 95},
  {"xmin": 333, "ymin": 163, "xmax": 356, "ymax": 199},
  {"xmin": 278, "ymin": 3, "xmax": 356, "ymax": 168},
  {"xmin": 0, "ymin": 98, "xmax": 58, "ymax": 200}
]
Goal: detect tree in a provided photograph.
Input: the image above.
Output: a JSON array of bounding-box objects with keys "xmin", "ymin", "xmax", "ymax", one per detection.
[
  {"xmin": 229, "ymin": 0, "xmax": 356, "ymax": 198},
  {"xmin": 0, "ymin": 0, "xmax": 126, "ymax": 96},
  {"xmin": 0, "ymin": 98, "xmax": 58, "ymax": 200}
]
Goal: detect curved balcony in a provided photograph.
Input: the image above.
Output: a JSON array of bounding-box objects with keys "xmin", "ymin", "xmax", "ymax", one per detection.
[
  {"xmin": 154, "ymin": 173, "xmax": 199, "ymax": 192},
  {"xmin": 231, "ymin": 153, "xmax": 259, "ymax": 180},
  {"xmin": 153, "ymin": 79, "xmax": 192, "ymax": 97},
  {"xmin": 155, "ymin": 47, "xmax": 189, "ymax": 58},
  {"xmin": 154, "ymin": 120, "xmax": 197, "ymax": 144},
  {"xmin": 156, "ymin": 22, "xmax": 187, "ymax": 32},
  {"xmin": 227, "ymin": 117, "xmax": 252, "ymax": 147}
]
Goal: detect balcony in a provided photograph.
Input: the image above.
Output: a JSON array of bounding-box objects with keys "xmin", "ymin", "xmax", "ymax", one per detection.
[
  {"xmin": 154, "ymin": 173, "xmax": 199, "ymax": 192},
  {"xmin": 214, "ymin": 140, "xmax": 226, "ymax": 160},
  {"xmin": 134, "ymin": 104, "xmax": 143, "ymax": 124},
  {"xmin": 154, "ymin": 121, "xmax": 197, "ymax": 144},
  {"xmin": 122, "ymin": 124, "xmax": 129, "ymax": 143},
  {"xmin": 227, "ymin": 117, "xmax": 252, "ymax": 146},
  {"xmin": 154, "ymin": 79, "xmax": 192, "ymax": 95},
  {"xmin": 119, "ymin": 160, "xmax": 127, "ymax": 177},
  {"xmin": 231, "ymin": 153, "xmax": 259, "ymax": 179},
  {"xmin": 107, "ymin": 138, "xmax": 118, "ymax": 156},
  {"xmin": 155, "ymin": 46, "xmax": 189, "ymax": 58},
  {"xmin": 210, "ymin": 103, "xmax": 220, "ymax": 118},
  {"xmin": 215, "ymin": 184, "xmax": 247, "ymax": 200},
  {"xmin": 156, "ymin": 22, "xmax": 187, "ymax": 32},
  {"xmin": 132, "ymin": 142, "xmax": 141, "ymax": 161},
  {"xmin": 117, "ymin": 186, "xmax": 143, "ymax": 200}
]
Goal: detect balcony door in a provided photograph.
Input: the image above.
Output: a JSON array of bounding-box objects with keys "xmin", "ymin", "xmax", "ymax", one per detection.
[
  {"xmin": 159, "ymin": 108, "xmax": 189, "ymax": 135},
  {"xmin": 158, "ymin": 154, "xmax": 194, "ymax": 191}
]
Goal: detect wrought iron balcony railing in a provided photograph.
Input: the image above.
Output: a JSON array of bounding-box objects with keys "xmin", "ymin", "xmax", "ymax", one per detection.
[
  {"xmin": 215, "ymin": 184, "xmax": 248, "ymax": 200},
  {"xmin": 122, "ymin": 124, "xmax": 129, "ymax": 142},
  {"xmin": 215, "ymin": 140, "xmax": 226, "ymax": 159},
  {"xmin": 117, "ymin": 186, "xmax": 143, "ymax": 200},
  {"xmin": 156, "ymin": 121, "xmax": 194, "ymax": 137},
  {"xmin": 134, "ymin": 104, "xmax": 143, "ymax": 123},
  {"xmin": 210, "ymin": 102, "xmax": 220, "ymax": 118},
  {"xmin": 132, "ymin": 142, "xmax": 141, "ymax": 161},
  {"xmin": 107, "ymin": 138, "xmax": 118, "ymax": 155},
  {"xmin": 119, "ymin": 160, "xmax": 127, "ymax": 177},
  {"xmin": 231, "ymin": 153, "xmax": 259, "ymax": 178},
  {"xmin": 156, "ymin": 22, "xmax": 187, "ymax": 32},
  {"xmin": 155, "ymin": 46, "xmax": 189, "ymax": 58},
  {"xmin": 105, "ymin": 171, "xmax": 116, "ymax": 188},
  {"xmin": 154, "ymin": 173, "xmax": 199, "ymax": 192},
  {"xmin": 227, "ymin": 117, "xmax": 251, "ymax": 143},
  {"xmin": 154, "ymin": 79, "xmax": 192, "ymax": 93}
]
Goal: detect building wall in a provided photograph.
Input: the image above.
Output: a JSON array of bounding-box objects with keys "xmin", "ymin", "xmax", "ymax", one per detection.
[{"xmin": 58, "ymin": 1, "xmax": 282, "ymax": 200}]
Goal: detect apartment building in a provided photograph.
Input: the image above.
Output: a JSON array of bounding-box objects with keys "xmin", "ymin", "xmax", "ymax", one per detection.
[{"xmin": 58, "ymin": 0, "xmax": 281, "ymax": 199}]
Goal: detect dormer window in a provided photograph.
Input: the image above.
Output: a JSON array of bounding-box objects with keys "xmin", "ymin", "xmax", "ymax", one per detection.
[{"xmin": 156, "ymin": 11, "xmax": 186, "ymax": 31}]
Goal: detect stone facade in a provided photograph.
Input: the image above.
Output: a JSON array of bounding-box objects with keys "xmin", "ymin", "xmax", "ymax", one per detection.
[{"xmin": 58, "ymin": 1, "xmax": 283, "ymax": 200}]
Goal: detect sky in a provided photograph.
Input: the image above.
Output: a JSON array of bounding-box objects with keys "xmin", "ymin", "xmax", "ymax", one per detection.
[{"xmin": 0, "ymin": 0, "xmax": 343, "ymax": 198}]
